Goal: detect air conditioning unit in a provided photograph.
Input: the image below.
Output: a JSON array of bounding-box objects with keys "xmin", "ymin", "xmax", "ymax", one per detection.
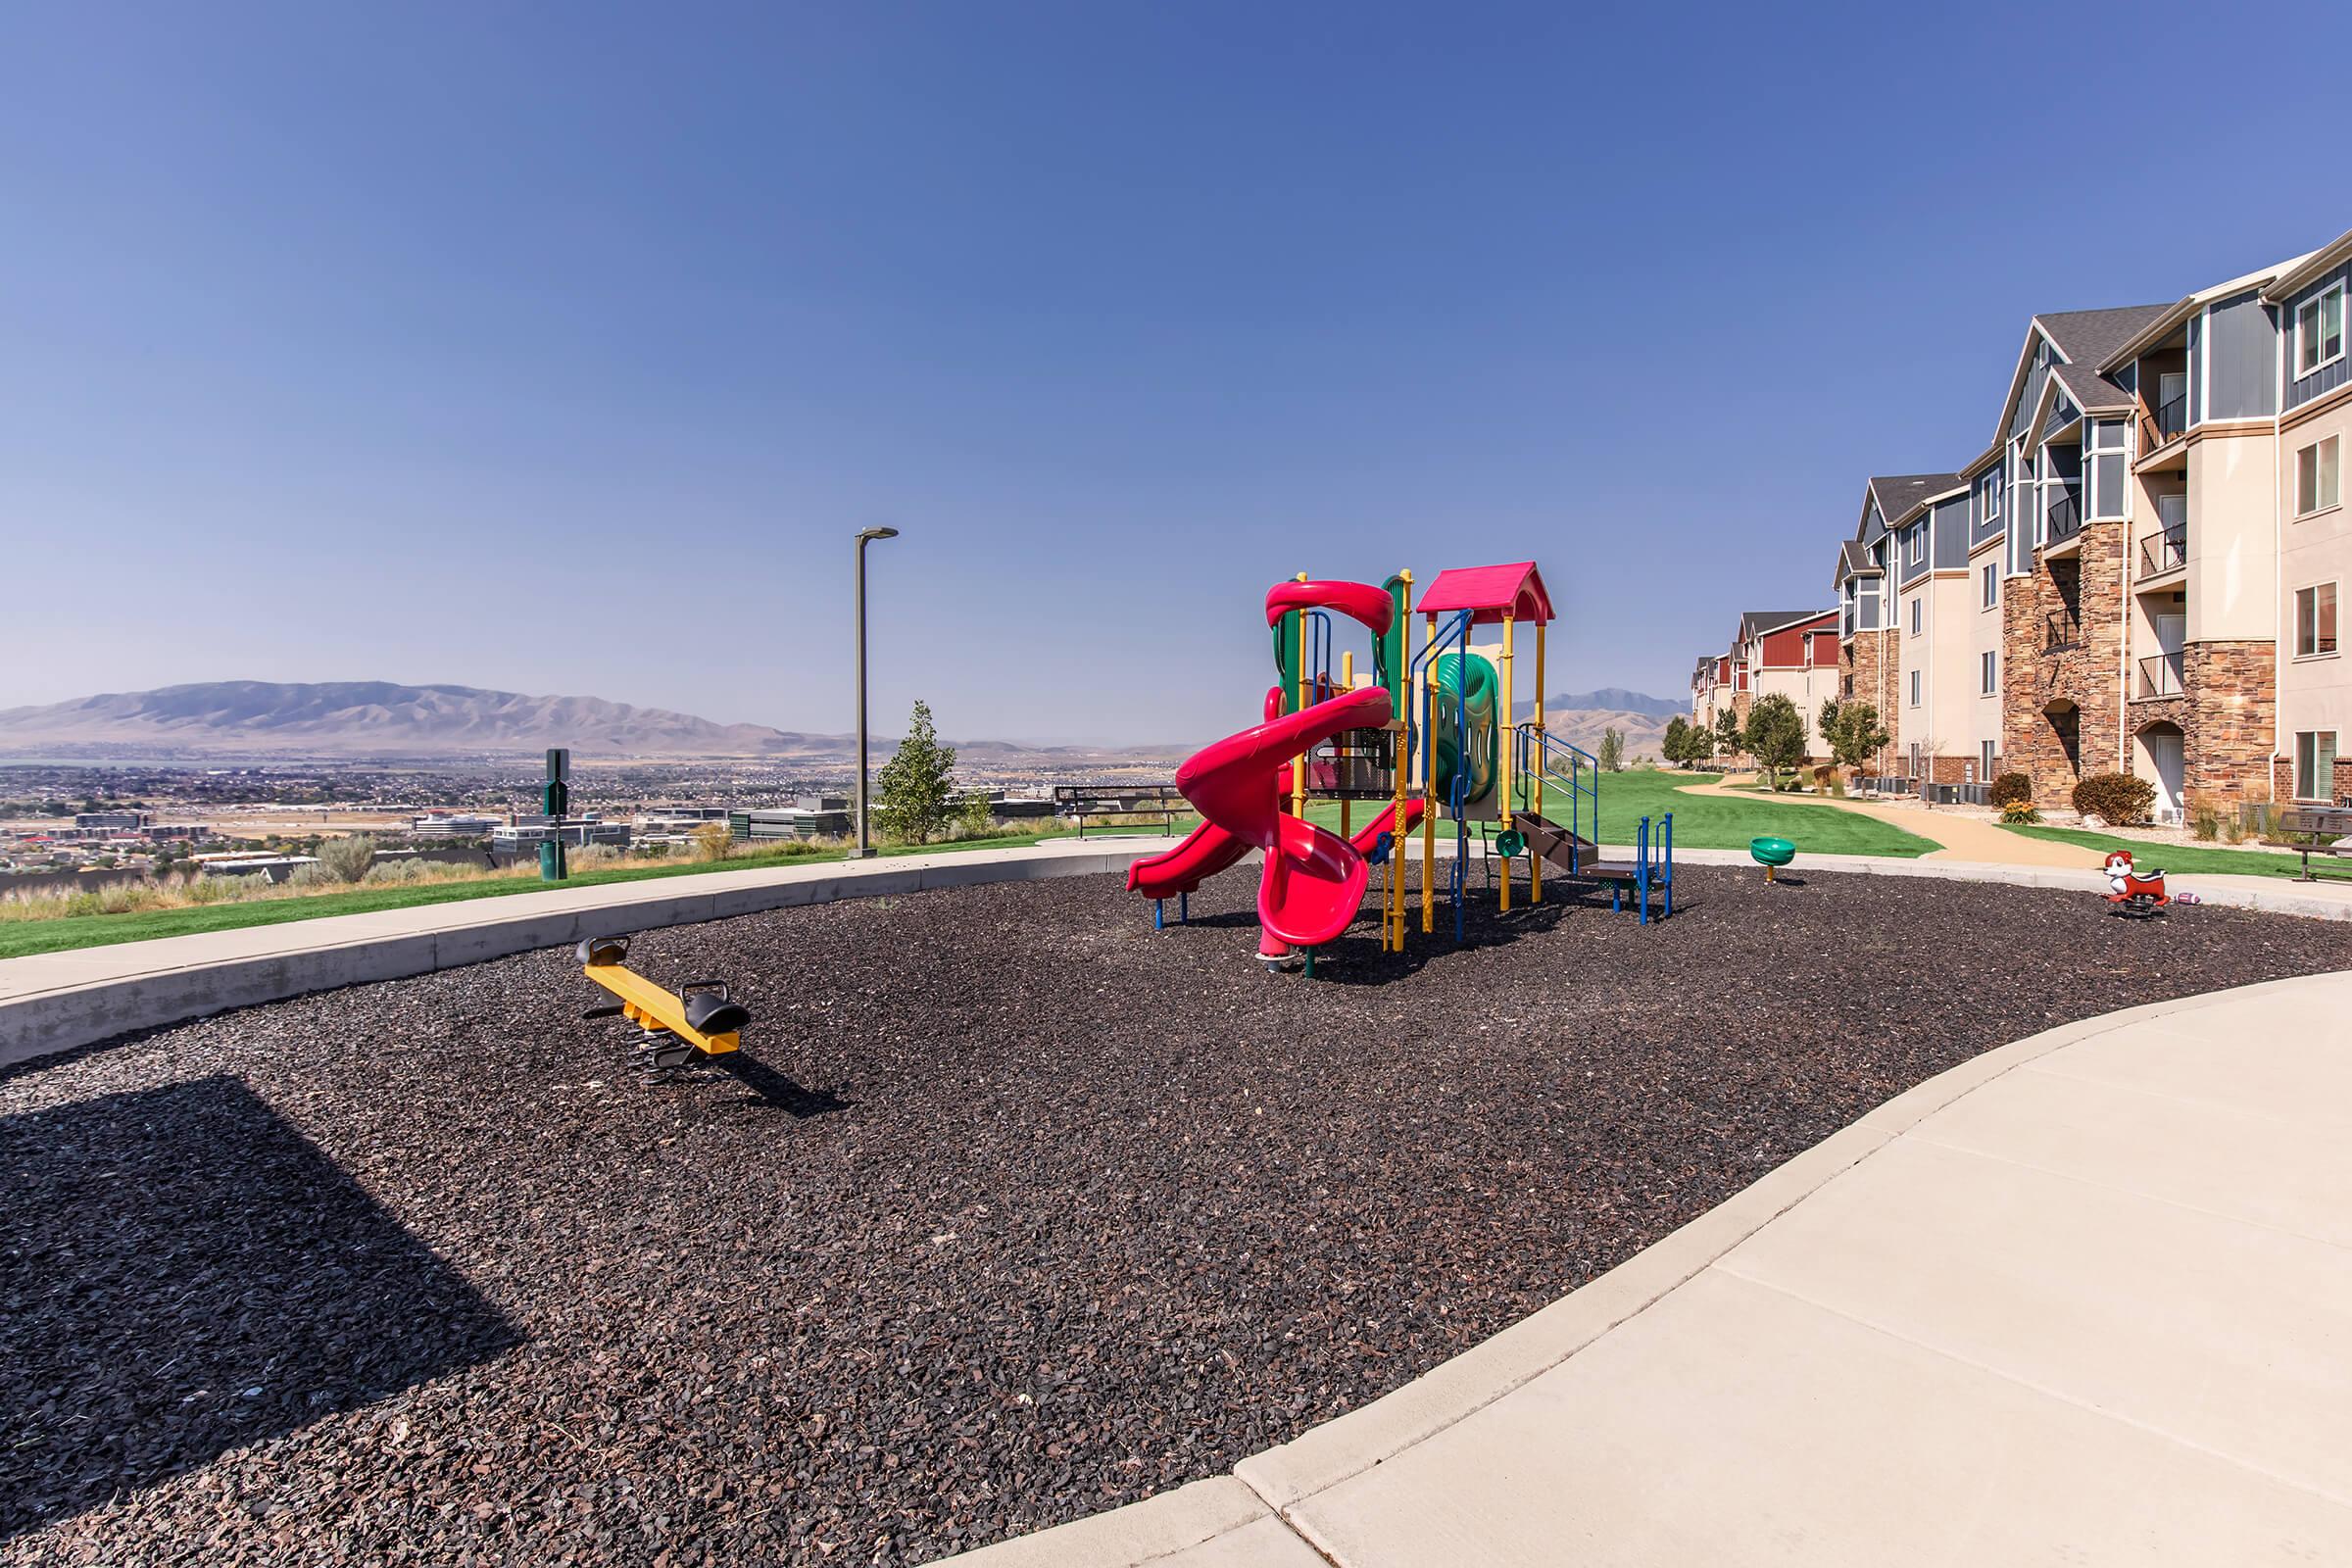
[{"xmin": 2152, "ymin": 806, "xmax": 2182, "ymax": 826}]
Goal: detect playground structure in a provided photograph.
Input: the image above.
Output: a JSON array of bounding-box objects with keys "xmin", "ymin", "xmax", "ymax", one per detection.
[{"xmin": 1126, "ymin": 562, "xmax": 1672, "ymax": 969}]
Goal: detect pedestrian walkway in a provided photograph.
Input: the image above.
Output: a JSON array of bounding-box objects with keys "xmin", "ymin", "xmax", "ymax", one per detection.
[
  {"xmin": 1676, "ymin": 775, "xmax": 2099, "ymax": 867},
  {"xmin": 943, "ymin": 970, "xmax": 2352, "ymax": 1566}
]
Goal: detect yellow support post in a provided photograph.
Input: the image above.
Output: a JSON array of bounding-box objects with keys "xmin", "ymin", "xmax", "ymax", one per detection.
[
  {"xmin": 1498, "ymin": 614, "xmax": 1513, "ymax": 914},
  {"xmin": 1389, "ymin": 569, "xmax": 1413, "ymax": 952},
  {"xmin": 1533, "ymin": 620, "xmax": 1546, "ymax": 906}
]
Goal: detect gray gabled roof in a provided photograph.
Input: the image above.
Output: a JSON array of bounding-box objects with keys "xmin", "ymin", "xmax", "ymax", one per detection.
[
  {"xmin": 1866, "ymin": 473, "xmax": 1962, "ymax": 530},
  {"xmin": 1833, "ymin": 537, "xmax": 1879, "ymax": 590},
  {"xmin": 2035, "ymin": 304, "xmax": 2172, "ymax": 369},
  {"xmin": 1739, "ymin": 608, "xmax": 1835, "ymax": 643}
]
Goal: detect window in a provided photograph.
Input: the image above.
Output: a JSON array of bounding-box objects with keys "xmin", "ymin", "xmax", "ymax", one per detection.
[
  {"xmin": 2087, "ymin": 420, "xmax": 2127, "ymax": 519},
  {"xmin": 1909, "ymin": 668, "xmax": 1921, "ymax": 707},
  {"xmin": 2296, "ymin": 284, "xmax": 2345, "ymax": 377},
  {"xmin": 1978, "ymin": 471, "xmax": 2001, "ymax": 522},
  {"xmin": 1906, "ymin": 524, "xmax": 1925, "ymax": 566},
  {"xmin": 2297, "ymin": 582, "xmax": 2338, "ymax": 658},
  {"xmin": 2297, "ymin": 435, "xmax": 2341, "ymax": 517},
  {"xmin": 1980, "ymin": 740, "xmax": 1995, "ymax": 781},
  {"xmin": 1982, "ymin": 563, "xmax": 1997, "ymax": 609},
  {"xmin": 1908, "ymin": 741, "xmax": 1923, "ymax": 779},
  {"xmin": 1981, "ymin": 650, "xmax": 1996, "ymax": 694},
  {"xmin": 1909, "ymin": 597, "xmax": 1922, "ymax": 635},
  {"xmin": 2294, "ymin": 731, "xmax": 2339, "ymax": 801}
]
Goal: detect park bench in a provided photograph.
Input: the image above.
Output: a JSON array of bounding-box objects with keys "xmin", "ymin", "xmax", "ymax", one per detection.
[
  {"xmin": 1051, "ymin": 784, "xmax": 1189, "ymax": 839},
  {"xmin": 2261, "ymin": 804, "xmax": 2352, "ymax": 883}
]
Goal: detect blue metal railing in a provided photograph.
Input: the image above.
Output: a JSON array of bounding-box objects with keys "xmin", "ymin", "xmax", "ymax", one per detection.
[
  {"xmin": 1512, "ymin": 724, "xmax": 1599, "ymax": 870},
  {"xmin": 1407, "ymin": 612, "xmax": 1474, "ymax": 940}
]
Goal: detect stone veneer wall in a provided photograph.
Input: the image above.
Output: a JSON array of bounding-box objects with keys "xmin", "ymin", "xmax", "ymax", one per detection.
[
  {"xmin": 1838, "ymin": 630, "xmax": 1898, "ymax": 773},
  {"xmin": 2001, "ymin": 520, "xmax": 2127, "ymax": 803},
  {"xmin": 2184, "ymin": 641, "xmax": 2276, "ymax": 804}
]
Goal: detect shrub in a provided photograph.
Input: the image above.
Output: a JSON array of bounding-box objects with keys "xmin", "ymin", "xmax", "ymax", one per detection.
[
  {"xmin": 958, "ymin": 789, "xmax": 995, "ymax": 838},
  {"xmin": 1987, "ymin": 772, "xmax": 2034, "ymax": 808},
  {"xmin": 2187, "ymin": 796, "xmax": 2222, "ymax": 843},
  {"xmin": 694, "ymin": 822, "xmax": 734, "ymax": 862},
  {"xmin": 1811, "ymin": 764, "xmax": 1836, "ymax": 791},
  {"xmin": 1999, "ymin": 800, "xmax": 2042, "ymax": 825},
  {"xmin": 315, "ymin": 833, "xmax": 377, "ymax": 884},
  {"xmin": 2071, "ymin": 772, "xmax": 2157, "ymax": 824}
]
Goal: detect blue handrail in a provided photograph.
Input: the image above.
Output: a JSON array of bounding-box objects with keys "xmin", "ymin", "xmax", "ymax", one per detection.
[{"xmin": 1510, "ymin": 723, "xmax": 1599, "ymax": 870}]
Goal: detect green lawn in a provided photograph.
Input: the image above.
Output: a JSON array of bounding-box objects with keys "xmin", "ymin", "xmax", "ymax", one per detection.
[
  {"xmin": 2001, "ymin": 824, "xmax": 2349, "ymax": 883},
  {"xmin": 1546, "ymin": 770, "xmax": 1937, "ymax": 857},
  {"xmin": 0, "ymin": 830, "xmax": 1085, "ymax": 961}
]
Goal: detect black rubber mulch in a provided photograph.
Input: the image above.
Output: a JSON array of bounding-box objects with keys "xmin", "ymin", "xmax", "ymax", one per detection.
[{"xmin": 2, "ymin": 864, "xmax": 2342, "ymax": 1565}]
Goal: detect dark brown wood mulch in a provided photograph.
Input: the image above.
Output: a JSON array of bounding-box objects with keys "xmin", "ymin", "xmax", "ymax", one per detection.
[{"xmin": 2, "ymin": 864, "xmax": 2342, "ymax": 1565}]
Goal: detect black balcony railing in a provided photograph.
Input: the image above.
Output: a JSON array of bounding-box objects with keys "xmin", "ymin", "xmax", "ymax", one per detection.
[
  {"xmin": 2137, "ymin": 650, "xmax": 2185, "ymax": 699},
  {"xmin": 2139, "ymin": 523, "xmax": 2186, "ymax": 578},
  {"xmin": 2155, "ymin": 393, "xmax": 2187, "ymax": 441},
  {"xmin": 2043, "ymin": 608, "xmax": 2082, "ymax": 654},
  {"xmin": 2043, "ymin": 489, "xmax": 2082, "ymax": 544}
]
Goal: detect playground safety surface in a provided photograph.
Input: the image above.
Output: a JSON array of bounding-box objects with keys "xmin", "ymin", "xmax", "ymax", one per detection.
[{"xmin": 4, "ymin": 864, "xmax": 2344, "ymax": 1566}]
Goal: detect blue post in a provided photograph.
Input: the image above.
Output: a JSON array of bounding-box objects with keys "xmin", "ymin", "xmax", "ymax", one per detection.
[
  {"xmin": 1154, "ymin": 899, "xmax": 1164, "ymax": 931},
  {"xmin": 1660, "ymin": 812, "xmax": 1674, "ymax": 919},
  {"xmin": 1637, "ymin": 815, "xmax": 1650, "ymax": 925},
  {"xmin": 1179, "ymin": 891, "xmax": 1189, "ymax": 925}
]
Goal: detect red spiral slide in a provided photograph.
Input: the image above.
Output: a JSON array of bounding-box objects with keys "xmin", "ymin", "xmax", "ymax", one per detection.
[{"xmin": 1177, "ymin": 683, "xmax": 1393, "ymax": 955}]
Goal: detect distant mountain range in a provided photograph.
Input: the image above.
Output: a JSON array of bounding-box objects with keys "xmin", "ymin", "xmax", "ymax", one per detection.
[
  {"xmin": 0, "ymin": 682, "xmax": 1185, "ymax": 767},
  {"xmin": 0, "ymin": 678, "xmax": 1688, "ymax": 767}
]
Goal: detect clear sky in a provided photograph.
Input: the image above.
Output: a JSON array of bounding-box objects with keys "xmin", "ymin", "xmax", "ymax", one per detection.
[{"xmin": 3, "ymin": 1, "xmax": 2342, "ymax": 745}]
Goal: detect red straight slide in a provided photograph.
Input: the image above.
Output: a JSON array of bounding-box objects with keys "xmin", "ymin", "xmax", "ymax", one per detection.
[
  {"xmin": 1177, "ymin": 683, "xmax": 1394, "ymax": 954},
  {"xmin": 1348, "ymin": 797, "xmax": 1425, "ymax": 857}
]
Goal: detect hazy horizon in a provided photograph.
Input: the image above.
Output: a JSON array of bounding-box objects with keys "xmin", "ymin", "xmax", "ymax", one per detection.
[{"xmin": 5, "ymin": 2, "xmax": 2344, "ymax": 745}]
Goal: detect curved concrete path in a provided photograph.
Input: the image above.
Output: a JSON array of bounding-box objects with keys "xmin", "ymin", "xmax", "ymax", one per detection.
[
  {"xmin": 940, "ymin": 970, "xmax": 2352, "ymax": 1566},
  {"xmin": 1675, "ymin": 776, "xmax": 2101, "ymax": 867}
]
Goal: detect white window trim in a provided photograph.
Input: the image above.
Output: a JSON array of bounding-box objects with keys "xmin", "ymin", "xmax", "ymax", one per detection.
[
  {"xmin": 2296, "ymin": 433, "xmax": 2342, "ymax": 519},
  {"xmin": 1909, "ymin": 668, "xmax": 1922, "ymax": 708},
  {"xmin": 1979, "ymin": 471, "xmax": 2002, "ymax": 522},
  {"xmin": 1906, "ymin": 523, "xmax": 1925, "ymax": 566},
  {"xmin": 1980, "ymin": 650, "xmax": 1996, "ymax": 695},
  {"xmin": 2292, "ymin": 729, "xmax": 2339, "ymax": 802},
  {"xmin": 1909, "ymin": 597, "xmax": 1922, "ymax": 636},
  {"xmin": 2293, "ymin": 579, "xmax": 2340, "ymax": 662},
  {"xmin": 1982, "ymin": 562, "xmax": 1998, "ymax": 611},
  {"xmin": 2296, "ymin": 284, "xmax": 2346, "ymax": 380}
]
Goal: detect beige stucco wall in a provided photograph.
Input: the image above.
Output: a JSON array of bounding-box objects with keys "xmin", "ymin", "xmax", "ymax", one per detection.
[
  {"xmin": 1898, "ymin": 569, "xmax": 1993, "ymax": 778},
  {"xmin": 2278, "ymin": 395, "xmax": 2352, "ymax": 781},
  {"xmin": 2185, "ymin": 424, "xmax": 2282, "ymax": 644}
]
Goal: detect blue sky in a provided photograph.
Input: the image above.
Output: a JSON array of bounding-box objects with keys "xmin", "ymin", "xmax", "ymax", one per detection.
[{"xmin": 3, "ymin": 1, "xmax": 2343, "ymax": 745}]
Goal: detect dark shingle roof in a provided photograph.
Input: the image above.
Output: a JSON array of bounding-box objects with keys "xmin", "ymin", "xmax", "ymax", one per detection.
[
  {"xmin": 2036, "ymin": 305, "xmax": 2172, "ymax": 368},
  {"xmin": 1866, "ymin": 473, "xmax": 1962, "ymax": 528},
  {"xmin": 1833, "ymin": 538, "xmax": 1878, "ymax": 589},
  {"xmin": 2050, "ymin": 360, "xmax": 2132, "ymax": 416},
  {"xmin": 1740, "ymin": 609, "xmax": 1834, "ymax": 643}
]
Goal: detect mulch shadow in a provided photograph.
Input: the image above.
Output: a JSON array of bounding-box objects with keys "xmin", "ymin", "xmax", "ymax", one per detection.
[{"xmin": 0, "ymin": 1076, "xmax": 522, "ymax": 1542}]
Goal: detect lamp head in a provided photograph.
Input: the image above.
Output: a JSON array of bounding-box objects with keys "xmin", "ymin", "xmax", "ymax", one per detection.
[{"xmin": 858, "ymin": 526, "xmax": 900, "ymax": 542}]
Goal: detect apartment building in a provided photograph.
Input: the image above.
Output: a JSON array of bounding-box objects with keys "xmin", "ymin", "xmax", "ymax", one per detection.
[
  {"xmin": 1792, "ymin": 224, "xmax": 2352, "ymax": 817},
  {"xmin": 1689, "ymin": 652, "xmax": 1740, "ymax": 736},
  {"xmin": 1689, "ymin": 610, "xmax": 1838, "ymax": 762},
  {"xmin": 2269, "ymin": 233, "xmax": 2350, "ymax": 804}
]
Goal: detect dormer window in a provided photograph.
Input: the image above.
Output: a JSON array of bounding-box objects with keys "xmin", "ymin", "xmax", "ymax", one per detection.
[{"xmin": 2297, "ymin": 284, "xmax": 2345, "ymax": 378}]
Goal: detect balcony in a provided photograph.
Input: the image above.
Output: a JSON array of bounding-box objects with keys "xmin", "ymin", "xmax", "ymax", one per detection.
[
  {"xmin": 2043, "ymin": 490, "xmax": 2082, "ymax": 546},
  {"xmin": 2043, "ymin": 609, "xmax": 2082, "ymax": 654},
  {"xmin": 2137, "ymin": 650, "xmax": 2185, "ymax": 699},
  {"xmin": 2138, "ymin": 523, "xmax": 2186, "ymax": 580}
]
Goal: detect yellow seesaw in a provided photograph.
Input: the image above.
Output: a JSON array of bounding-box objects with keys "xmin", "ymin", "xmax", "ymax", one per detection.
[{"xmin": 577, "ymin": 934, "xmax": 752, "ymax": 1069}]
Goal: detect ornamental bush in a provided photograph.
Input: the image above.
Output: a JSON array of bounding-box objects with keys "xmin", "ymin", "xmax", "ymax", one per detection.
[
  {"xmin": 1999, "ymin": 799, "xmax": 2041, "ymax": 825},
  {"xmin": 1986, "ymin": 771, "xmax": 2034, "ymax": 808},
  {"xmin": 2071, "ymin": 771, "xmax": 2157, "ymax": 824}
]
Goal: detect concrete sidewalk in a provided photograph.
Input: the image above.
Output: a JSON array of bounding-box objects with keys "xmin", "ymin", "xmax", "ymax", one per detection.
[
  {"xmin": 943, "ymin": 971, "xmax": 2352, "ymax": 1566},
  {"xmin": 0, "ymin": 839, "xmax": 1165, "ymax": 1069}
]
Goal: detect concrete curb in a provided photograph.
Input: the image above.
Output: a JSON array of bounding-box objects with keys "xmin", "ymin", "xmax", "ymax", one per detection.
[
  {"xmin": 0, "ymin": 840, "xmax": 1164, "ymax": 1071},
  {"xmin": 925, "ymin": 972, "xmax": 2352, "ymax": 1565}
]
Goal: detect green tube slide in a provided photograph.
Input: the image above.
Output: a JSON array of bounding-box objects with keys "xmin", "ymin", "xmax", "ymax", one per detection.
[{"xmin": 1432, "ymin": 652, "xmax": 1498, "ymax": 808}]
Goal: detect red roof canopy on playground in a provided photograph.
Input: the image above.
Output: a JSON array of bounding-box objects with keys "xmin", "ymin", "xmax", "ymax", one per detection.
[{"xmin": 1414, "ymin": 562, "xmax": 1554, "ymax": 625}]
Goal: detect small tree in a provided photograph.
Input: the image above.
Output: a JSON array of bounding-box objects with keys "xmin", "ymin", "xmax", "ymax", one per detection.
[
  {"xmin": 957, "ymin": 789, "xmax": 995, "ymax": 838},
  {"xmin": 1661, "ymin": 716, "xmax": 1692, "ymax": 767},
  {"xmin": 1743, "ymin": 694, "xmax": 1807, "ymax": 790},
  {"xmin": 1685, "ymin": 720, "xmax": 1715, "ymax": 767},
  {"xmin": 1817, "ymin": 698, "xmax": 1890, "ymax": 775},
  {"xmin": 1713, "ymin": 708, "xmax": 1743, "ymax": 761},
  {"xmin": 316, "ymin": 833, "xmax": 376, "ymax": 883},
  {"xmin": 874, "ymin": 700, "xmax": 958, "ymax": 845},
  {"xmin": 1597, "ymin": 726, "xmax": 1626, "ymax": 773}
]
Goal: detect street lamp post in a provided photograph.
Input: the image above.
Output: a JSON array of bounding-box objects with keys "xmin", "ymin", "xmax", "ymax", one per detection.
[{"xmin": 853, "ymin": 526, "xmax": 900, "ymax": 858}]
